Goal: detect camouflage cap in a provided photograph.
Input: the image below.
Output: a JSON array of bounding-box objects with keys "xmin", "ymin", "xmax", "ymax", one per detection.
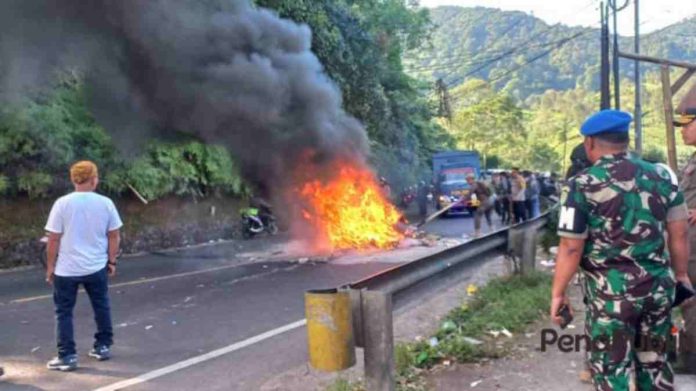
[{"xmin": 674, "ymin": 83, "xmax": 696, "ymax": 127}]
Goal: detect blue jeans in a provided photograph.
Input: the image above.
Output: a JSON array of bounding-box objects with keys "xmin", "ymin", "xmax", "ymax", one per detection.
[
  {"xmin": 531, "ymin": 197, "xmax": 540, "ymax": 218},
  {"xmin": 53, "ymin": 267, "xmax": 113, "ymax": 358}
]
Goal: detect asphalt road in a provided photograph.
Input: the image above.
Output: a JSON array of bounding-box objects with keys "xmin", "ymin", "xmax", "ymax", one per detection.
[{"xmin": 0, "ymin": 215, "xmax": 482, "ymax": 391}]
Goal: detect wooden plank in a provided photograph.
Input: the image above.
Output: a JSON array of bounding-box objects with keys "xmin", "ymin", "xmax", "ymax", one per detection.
[
  {"xmin": 661, "ymin": 65, "xmax": 678, "ymax": 171},
  {"xmin": 619, "ymin": 51, "xmax": 696, "ymax": 70},
  {"xmin": 671, "ymin": 69, "xmax": 696, "ymax": 96}
]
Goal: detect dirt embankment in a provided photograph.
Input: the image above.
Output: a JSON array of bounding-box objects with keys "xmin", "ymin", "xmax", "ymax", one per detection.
[{"xmin": 0, "ymin": 195, "xmax": 246, "ymax": 269}]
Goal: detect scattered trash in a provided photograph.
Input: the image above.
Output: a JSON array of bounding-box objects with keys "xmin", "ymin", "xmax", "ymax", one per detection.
[
  {"xmin": 441, "ymin": 320, "xmax": 457, "ymax": 332},
  {"xmin": 462, "ymin": 337, "xmax": 484, "ymax": 345},
  {"xmin": 184, "ymin": 296, "xmax": 193, "ymax": 303},
  {"xmin": 117, "ymin": 323, "xmax": 129, "ymax": 328},
  {"xmin": 20, "ymin": 320, "xmax": 29, "ymax": 325},
  {"xmin": 567, "ymin": 324, "xmax": 576, "ymax": 329},
  {"xmin": 31, "ymin": 346, "xmax": 40, "ymax": 353},
  {"xmin": 172, "ymin": 321, "xmax": 178, "ymax": 325},
  {"xmin": 488, "ymin": 330, "xmax": 500, "ymax": 338},
  {"xmin": 501, "ymin": 328, "xmax": 513, "ymax": 338},
  {"xmin": 428, "ymin": 337, "xmax": 439, "ymax": 347},
  {"xmin": 540, "ymin": 260, "xmax": 556, "ymax": 267},
  {"xmin": 145, "ymin": 325, "xmax": 153, "ymax": 330},
  {"xmin": 467, "ymin": 284, "xmax": 478, "ymax": 296},
  {"xmin": 443, "ymin": 360, "xmax": 451, "ymax": 366},
  {"xmin": 570, "ymin": 360, "xmax": 577, "ymax": 368},
  {"xmin": 525, "ymin": 333, "xmax": 535, "ymax": 339},
  {"xmin": 298, "ymin": 258, "xmax": 309, "ymax": 264},
  {"xmin": 414, "ymin": 335, "xmax": 424, "ymax": 342},
  {"xmin": 470, "ymin": 380, "xmax": 483, "ymax": 387}
]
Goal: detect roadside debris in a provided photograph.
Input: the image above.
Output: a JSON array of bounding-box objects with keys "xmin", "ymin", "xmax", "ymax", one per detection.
[
  {"xmin": 462, "ymin": 337, "xmax": 483, "ymax": 345},
  {"xmin": 441, "ymin": 320, "xmax": 457, "ymax": 332},
  {"xmin": 428, "ymin": 337, "xmax": 439, "ymax": 347}
]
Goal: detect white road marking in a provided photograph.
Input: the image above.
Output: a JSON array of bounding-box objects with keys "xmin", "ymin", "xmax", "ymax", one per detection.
[
  {"xmin": 11, "ymin": 263, "xmax": 254, "ymax": 304},
  {"xmin": 93, "ymin": 319, "xmax": 307, "ymax": 391}
]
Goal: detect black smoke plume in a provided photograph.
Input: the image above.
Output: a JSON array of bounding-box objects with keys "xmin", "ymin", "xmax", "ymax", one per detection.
[{"xmin": 0, "ymin": 0, "xmax": 370, "ymax": 193}]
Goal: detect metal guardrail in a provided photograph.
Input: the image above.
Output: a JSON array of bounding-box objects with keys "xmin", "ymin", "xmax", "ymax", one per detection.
[
  {"xmin": 307, "ymin": 210, "xmax": 553, "ymax": 391},
  {"xmin": 347, "ymin": 211, "xmax": 551, "ymax": 294}
]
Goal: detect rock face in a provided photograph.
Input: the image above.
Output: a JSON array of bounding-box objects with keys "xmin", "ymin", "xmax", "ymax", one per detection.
[
  {"xmin": 0, "ymin": 239, "xmax": 45, "ymax": 269},
  {"xmin": 0, "ymin": 221, "xmax": 240, "ymax": 269},
  {"xmin": 0, "ymin": 195, "xmax": 248, "ymax": 269}
]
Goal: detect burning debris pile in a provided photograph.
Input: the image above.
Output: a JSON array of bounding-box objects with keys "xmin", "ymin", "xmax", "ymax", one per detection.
[
  {"xmin": 296, "ymin": 161, "xmax": 404, "ymax": 252},
  {"xmin": 0, "ymin": 0, "xmax": 415, "ymax": 251}
]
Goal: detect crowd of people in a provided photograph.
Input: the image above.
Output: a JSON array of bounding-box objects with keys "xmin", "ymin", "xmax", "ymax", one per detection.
[{"xmin": 393, "ymin": 168, "xmax": 559, "ymax": 237}]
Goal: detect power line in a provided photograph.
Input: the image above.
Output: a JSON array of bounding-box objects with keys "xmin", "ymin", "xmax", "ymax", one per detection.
[
  {"xmin": 447, "ymin": 31, "xmax": 591, "ymax": 104},
  {"xmin": 406, "ymin": 0, "xmax": 599, "ymax": 76},
  {"xmin": 445, "ymin": 30, "xmax": 593, "ymax": 89}
]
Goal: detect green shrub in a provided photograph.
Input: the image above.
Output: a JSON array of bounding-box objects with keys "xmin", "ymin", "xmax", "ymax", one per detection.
[
  {"xmin": 17, "ymin": 172, "xmax": 53, "ymax": 198},
  {"xmin": 0, "ymin": 175, "xmax": 8, "ymax": 195}
]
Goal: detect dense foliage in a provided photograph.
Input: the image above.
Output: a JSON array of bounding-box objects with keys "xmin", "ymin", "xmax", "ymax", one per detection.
[
  {"xmin": 441, "ymin": 71, "xmax": 687, "ymax": 172},
  {"xmin": 0, "ymin": 77, "xmax": 248, "ymax": 200},
  {"xmin": 419, "ymin": 6, "xmax": 694, "ymax": 172}
]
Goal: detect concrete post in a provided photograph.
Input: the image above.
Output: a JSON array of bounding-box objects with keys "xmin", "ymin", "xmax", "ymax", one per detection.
[
  {"xmin": 349, "ymin": 289, "xmax": 364, "ymax": 348},
  {"xmin": 361, "ymin": 290, "xmax": 395, "ymax": 391}
]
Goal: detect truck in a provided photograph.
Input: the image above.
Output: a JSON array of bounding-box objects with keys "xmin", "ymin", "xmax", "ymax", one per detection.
[{"xmin": 432, "ymin": 150, "xmax": 482, "ymax": 216}]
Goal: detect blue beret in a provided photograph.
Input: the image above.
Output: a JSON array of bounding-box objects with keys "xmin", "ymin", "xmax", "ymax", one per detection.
[{"xmin": 580, "ymin": 110, "xmax": 632, "ymax": 136}]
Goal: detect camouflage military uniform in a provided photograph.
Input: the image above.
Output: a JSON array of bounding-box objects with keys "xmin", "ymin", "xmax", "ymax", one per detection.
[{"xmin": 558, "ymin": 151, "xmax": 687, "ymax": 391}]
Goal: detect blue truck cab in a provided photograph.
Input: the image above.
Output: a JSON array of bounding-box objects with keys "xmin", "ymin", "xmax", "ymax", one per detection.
[{"xmin": 432, "ymin": 151, "xmax": 481, "ymax": 215}]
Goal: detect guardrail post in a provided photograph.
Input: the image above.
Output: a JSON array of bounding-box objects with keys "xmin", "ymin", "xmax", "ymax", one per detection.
[
  {"xmin": 362, "ymin": 290, "xmax": 395, "ymax": 391},
  {"xmin": 350, "ymin": 289, "xmax": 364, "ymax": 348},
  {"xmin": 520, "ymin": 227, "xmax": 538, "ymax": 275},
  {"xmin": 507, "ymin": 227, "xmax": 522, "ymax": 274}
]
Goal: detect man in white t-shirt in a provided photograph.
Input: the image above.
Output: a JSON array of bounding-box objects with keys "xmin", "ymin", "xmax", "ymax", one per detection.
[{"xmin": 44, "ymin": 161, "xmax": 123, "ymax": 371}]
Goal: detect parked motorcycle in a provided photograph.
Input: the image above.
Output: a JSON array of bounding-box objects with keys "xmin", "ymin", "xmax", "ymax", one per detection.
[{"xmin": 240, "ymin": 207, "xmax": 278, "ymax": 239}]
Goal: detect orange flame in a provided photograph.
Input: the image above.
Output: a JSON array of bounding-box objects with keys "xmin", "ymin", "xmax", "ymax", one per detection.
[{"xmin": 298, "ymin": 163, "xmax": 403, "ymax": 251}]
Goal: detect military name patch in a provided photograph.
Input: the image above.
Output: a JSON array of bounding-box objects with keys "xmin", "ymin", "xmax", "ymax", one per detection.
[{"xmin": 559, "ymin": 206, "xmax": 576, "ymax": 231}]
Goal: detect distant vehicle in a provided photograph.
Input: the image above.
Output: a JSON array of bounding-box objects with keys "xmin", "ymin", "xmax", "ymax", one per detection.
[{"xmin": 432, "ymin": 150, "xmax": 481, "ymax": 216}]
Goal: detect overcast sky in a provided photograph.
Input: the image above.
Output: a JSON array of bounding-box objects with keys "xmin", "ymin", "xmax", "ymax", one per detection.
[{"xmin": 418, "ymin": 0, "xmax": 695, "ymax": 35}]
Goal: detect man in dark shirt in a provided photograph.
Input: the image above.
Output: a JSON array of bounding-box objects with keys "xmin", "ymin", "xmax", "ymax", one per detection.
[{"xmin": 466, "ymin": 174, "xmax": 493, "ymax": 236}]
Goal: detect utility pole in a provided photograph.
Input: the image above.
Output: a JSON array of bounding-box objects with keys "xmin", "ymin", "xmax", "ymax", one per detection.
[
  {"xmin": 600, "ymin": 2, "xmax": 611, "ymax": 110},
  {"xmin": 610, "ymin": 0, "xmax": 630, "ymax": 109},
  {"xmin": 634, "ymin": 0, "xmax": 642, "ymax": 154},
  {"xmin": 435, "ymin": 78, "xmax": 452, "ymax": 122},
  {"xmin": 562, "ymin": 120, "xmax": 569, "ymax": 175}
]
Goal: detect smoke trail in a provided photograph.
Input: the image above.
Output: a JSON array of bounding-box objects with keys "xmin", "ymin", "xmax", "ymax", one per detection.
[{"xmin": 0, "ymin": 0, "xmax": 370, "ymax": 190}]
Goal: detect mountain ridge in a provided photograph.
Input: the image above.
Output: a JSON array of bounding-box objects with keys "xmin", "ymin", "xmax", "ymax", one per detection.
[{"xmin": 406, "ymin": 6, "xmax": 696, "ymax": 99}]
